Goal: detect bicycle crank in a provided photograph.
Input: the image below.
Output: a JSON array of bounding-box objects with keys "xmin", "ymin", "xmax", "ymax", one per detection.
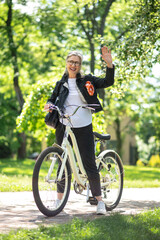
[{"xmin": 73, "ymin": 181, "xmax": 84, "ymax": 194}]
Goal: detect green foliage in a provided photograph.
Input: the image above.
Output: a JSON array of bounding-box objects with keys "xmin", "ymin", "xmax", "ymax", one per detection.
[
  {"xmin": 0, "ymin": 0, "xmax": 160, "ymax": 158},
  {"xmin": 148, "ymin": 155, "xmax": 160, "ymax": 168},
  {"xmin": 0, "ymin": 93, "xmax": 20, "ymax": 155},
  {"xmin": 137, "ymin": 154, "xmax": 160, "ymax": 168},
  {"xmin": 16, "ymin": 79, "xmax": 57, "ymax": 140},
  {"xmin": 0, "ymin": 136, "xmax": 11, "ymax": 158},
  {"xmin": 136, "ymin": 136, "xmax": 159, "ymax": 164},
  {"xmin": 136, "ymin": 159, "xmax": 146, "ymax": 167},
  {"xmin": 92, "ymin": 98, "xmax": 106, "ymax": 133},
  {"xmin": 1, "ymin": 209, "xmax": 160, "ymax": 239},
  {"xmin": 26, "ymin": 135, "xmax": 41, "ymax": 156},
  {"xmin": 0, "ymin": 94, "xmax": 18, "ymax": 133},
  {"xmin": 114, "ymin": 0, "xmax": 159, "ymax": 65},
  {"xmin": 98, "ymin": 0, "xmax": 160, "ymax": 159}
]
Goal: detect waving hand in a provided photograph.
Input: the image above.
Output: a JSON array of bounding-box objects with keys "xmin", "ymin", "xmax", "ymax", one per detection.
[{"xmin": 101, "ymin": 46, "xmax": 113, "ymax": 68}]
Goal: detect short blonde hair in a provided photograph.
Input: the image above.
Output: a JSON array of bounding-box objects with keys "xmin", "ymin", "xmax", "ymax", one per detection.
[
  {"xmin": 66, "ymin": 51, "xmax": 83, "ymax": 64},
  {"xmin": 64, "ymin": 51, "xmax": 83, "ymax": 75}
]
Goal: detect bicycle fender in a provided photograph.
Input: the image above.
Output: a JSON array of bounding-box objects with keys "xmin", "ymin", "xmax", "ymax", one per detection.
[
  {"xmin": 97, "ymin": 150, "xmax": 123, "ymax": 166},
  {"xmin": 52, "ymin": 143, "xmax": 64, "ymax": 152}
]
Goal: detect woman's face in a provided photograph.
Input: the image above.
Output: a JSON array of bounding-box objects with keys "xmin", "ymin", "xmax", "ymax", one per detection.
[{"xmin": 66, "ymin": 55, "xmax": 81, "ymax": 78}]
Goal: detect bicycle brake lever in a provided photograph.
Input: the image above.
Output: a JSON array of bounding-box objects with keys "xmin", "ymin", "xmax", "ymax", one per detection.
[
  {"xmin": 49, "ymin": 105, "xmax": 56, "ymax": 110},
  {"xmin": 82, "ymin": 106, "xmax": 95, "ymax": 111}
]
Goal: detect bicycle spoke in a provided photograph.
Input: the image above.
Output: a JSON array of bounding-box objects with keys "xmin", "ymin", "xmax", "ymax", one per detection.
[
  {"xmin": 32, "ymin": 147, "xmax": 71, "ymax": 216},
  {"xmin": 97, "ymin": 151, "xmax": 123, "ymax": 210}
]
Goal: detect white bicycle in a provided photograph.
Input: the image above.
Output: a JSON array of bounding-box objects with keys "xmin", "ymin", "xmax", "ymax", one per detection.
[{"xmin": 32, "ymin": 104, "xmax": 124, "ymax": 217}]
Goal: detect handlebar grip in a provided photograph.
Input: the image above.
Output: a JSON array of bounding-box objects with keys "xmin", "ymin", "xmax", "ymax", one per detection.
[{"xmin": 49, "ymin": 104, "xmax": 56, "ymax": 110}]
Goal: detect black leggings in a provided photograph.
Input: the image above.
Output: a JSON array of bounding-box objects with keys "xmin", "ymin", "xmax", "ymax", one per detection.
[{"xmin": 56, "ymin": 121, "xmax": 101, "ymax": 197}]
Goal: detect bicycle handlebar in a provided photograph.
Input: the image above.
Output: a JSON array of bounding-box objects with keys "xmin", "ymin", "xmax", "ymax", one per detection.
[{"xmin": 48, "ymin": 104, "xmax": 100, "ymax": 118}]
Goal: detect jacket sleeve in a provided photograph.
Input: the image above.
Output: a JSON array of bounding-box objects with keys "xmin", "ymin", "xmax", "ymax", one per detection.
[
  {"xmin": 92, "ymin": 65, "xmax": 115, "ymax": 89},
  {"xmin": 47, "ymin": 81, "xmax": 61, "ymax": 104}
]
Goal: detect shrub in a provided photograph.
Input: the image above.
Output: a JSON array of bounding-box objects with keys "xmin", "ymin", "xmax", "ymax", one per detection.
[
  {"xmin": 148, "ymin": 155, "xmax": 160, "ymax": 167},
  {"xmin": 136, "ymin": 159, "xmax": 145, "ymax": 166},
  {"xmin": 0, "ymin": 136, "xmax": 11, "ymax": 158}
]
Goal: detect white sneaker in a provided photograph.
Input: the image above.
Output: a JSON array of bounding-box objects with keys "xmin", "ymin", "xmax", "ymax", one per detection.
[
  {"xmin": 54, "ymin": 199, "xmax": 61, "ymax": 208},
  {"xmin": 96, "ymin": 201, "xmax": 106, "ymax": 215}
]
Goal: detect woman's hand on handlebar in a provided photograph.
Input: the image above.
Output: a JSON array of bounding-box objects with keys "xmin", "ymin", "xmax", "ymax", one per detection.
[{"xmin": 44, "ymin": 104, "xmax": 53, "ymax": 112}]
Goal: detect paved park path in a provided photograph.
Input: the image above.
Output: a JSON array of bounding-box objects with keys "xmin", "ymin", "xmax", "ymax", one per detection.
[{"xmin": 0, "ymin": 188, "xmax": 160, "ymax": 233}]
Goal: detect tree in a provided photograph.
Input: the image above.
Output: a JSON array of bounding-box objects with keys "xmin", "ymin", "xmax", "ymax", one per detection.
[
  {"xmin": 135, "ymin": 79, "xmax": 160, "ymax": 158},
  {"xmin": 1, "ymin": 0, "xmax": 159, "ymax": 161},
  {"xmin": 0, "ymin": 0, "xmax": 27, "ymax": 158},
  {"xmin": 74, "ymin": 0, "xmax": 115, "ymax": 73},
  {"xmin": 0, "ymin": 0, "xmax": 69, "ymax": 157},
  {"xmin": 101, "ymin": 0, "xmax": 160, "ymax": 157}
]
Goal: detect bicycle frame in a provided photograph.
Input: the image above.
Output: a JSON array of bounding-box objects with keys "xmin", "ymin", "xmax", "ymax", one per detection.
[
  {"xmin": 52, "ymin": 124, "xmax": 123, "ymax": 190},
  {"xmin": 46, "ymin": 104, "xmax": 122, "ymax": 195},
  {"xmin": 53, "ymin": 125, "xmax": 88, "ymax": 188},
  {"xmin": 52, "ymin": 126, "xmax": 122, "ymax": 193}
]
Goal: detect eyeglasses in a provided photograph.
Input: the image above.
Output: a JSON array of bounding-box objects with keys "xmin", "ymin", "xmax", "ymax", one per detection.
[{"xmin": 67, "ymin": 60, "xmax": 81, "ymax": 66}]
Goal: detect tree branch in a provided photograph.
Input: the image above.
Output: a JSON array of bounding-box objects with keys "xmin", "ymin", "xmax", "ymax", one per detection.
[
  {"xmin": 16, "ymin": 33, "xmax": 27, "ymax": 49},
  {"xmin": 74, "ymin": 0, "xmax": 92, "ymax": 43},
  {"xmin": 115, "ymin": 28, "xmax": 129, "ymax": 41},
  {"xmin": 98, "ymin": 0, "xmax": 116, "ymax": 35},
  {"xmin": 91, "ymin": 0, "xmax": 96, "ymax": 37},
  {"xmin": 0, "ymin": 16, "xmax": 6, "ymax": 22}
]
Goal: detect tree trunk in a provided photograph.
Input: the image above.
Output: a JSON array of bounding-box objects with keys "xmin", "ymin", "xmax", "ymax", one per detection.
[
  {"xmin": 97, "ymin": 88, "xmax": 105, "ymax": 102},
  {"xmin": 17, "ymin": 132, "xmax": 26, "ymax": 160},
  {"xmin": 6, "ymin": 0, "xmax": 26, "ymax": 159},
  {"xmin": 115, "ymin": 118, "xmax": 123, "ymax": 157},
  {"xmin": 90, "ymin": 42, "xmax": 95, "ymax": 74},
  {"xmin": 75, "ymin": 0, "xmax": 115, "ymax": 104},
  {"xmin": 97, "ymin": 0, "xmax": 116, "ymax": 103}
]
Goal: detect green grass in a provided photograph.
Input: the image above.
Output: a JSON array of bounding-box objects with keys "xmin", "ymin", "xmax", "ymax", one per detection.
[
  {"xmin": 0, "ymin": 208, "xmax": 160, "ymax": 240},
  {"xmin": 124, "ymin": 165, "xmax": 160, "ymax": 188},
  {"xmin": 0, "ymin": 158, "xmax": 160, "ymax": 191},
  {"xmin": 0, "ymin": 158, "xmax": 35, "ymax": 191}
]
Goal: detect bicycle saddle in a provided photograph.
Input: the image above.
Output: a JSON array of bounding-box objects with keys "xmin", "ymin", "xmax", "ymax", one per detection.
[{"xmin": 93, "ymin": 132, "xmax": 111, "ymax": 140}]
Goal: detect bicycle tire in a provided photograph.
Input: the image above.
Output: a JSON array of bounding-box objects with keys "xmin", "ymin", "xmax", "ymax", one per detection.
[
  {"xmin": 97, "ymin": 150, "xmax": 123, "ymax": 211},
  {"xmin": 32, "ymin": 146, "xmax": 71, "ymax": 217}
]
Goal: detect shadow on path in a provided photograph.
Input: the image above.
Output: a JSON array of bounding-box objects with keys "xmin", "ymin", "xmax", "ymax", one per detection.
[{"xmin": 0, "ymin": 188, "xmax": 159, "ymax": 233}]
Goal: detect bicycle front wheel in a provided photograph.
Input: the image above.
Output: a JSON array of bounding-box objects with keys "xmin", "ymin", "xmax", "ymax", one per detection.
[
  {"xmin": 97, "ymin": 151, "xmax": 123, "ymax": 211},
  {"xmin": 32, "ymin": 146, "xmax": 71, "ymax": 217}
]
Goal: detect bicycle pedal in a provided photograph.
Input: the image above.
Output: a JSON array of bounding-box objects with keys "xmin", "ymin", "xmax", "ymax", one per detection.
[{"xmin": 87, "ymin": 197, "xmax": 98, "ymax": 205}]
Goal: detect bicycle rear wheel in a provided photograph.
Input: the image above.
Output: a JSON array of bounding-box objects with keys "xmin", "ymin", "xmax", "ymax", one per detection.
[
  {"xmin": 97, "ymin": 151, "xmax": 123, "ymax": 211},
  {"xmin": 32, "ymin": 146, "xmax": 71, "ymax": 216}
]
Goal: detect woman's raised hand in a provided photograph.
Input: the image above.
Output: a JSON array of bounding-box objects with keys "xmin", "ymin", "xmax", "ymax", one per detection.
[{"xmin": 101, "ymin": 46, "xmax": 113, "ymax": 68}]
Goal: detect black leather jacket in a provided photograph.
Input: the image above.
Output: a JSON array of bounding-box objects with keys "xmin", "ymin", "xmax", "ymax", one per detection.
[{"xmin": 48, "ymin": 66, "xmax": 115, "ymax": 113}]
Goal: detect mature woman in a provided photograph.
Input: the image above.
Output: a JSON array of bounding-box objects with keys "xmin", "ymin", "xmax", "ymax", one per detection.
[{"xmin": 44, "ymin": 46, "xmax": 114, "ymax": 215}]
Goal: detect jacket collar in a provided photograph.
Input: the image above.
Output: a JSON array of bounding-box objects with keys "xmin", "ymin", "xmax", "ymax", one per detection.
[
  {"xmin": 60, "ymin": 73, "xmax": 68, "ymax": 84},
  {"xmin": 61, "ymin": 72, "xmax": 82, "ymax": 84}
]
